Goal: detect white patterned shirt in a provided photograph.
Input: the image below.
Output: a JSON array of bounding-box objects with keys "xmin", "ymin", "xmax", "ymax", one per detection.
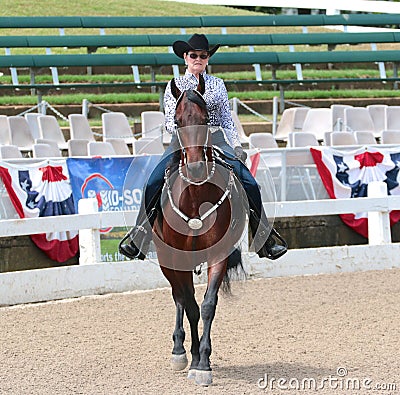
[{"xmin": 163, "ymin": 70, "xmax": 241, "ymax": 148}]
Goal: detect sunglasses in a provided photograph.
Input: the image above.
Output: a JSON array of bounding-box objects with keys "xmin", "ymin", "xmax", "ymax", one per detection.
[{"xmin": 188, "ymin": 53, "xmax": 209, "ymax": 60}]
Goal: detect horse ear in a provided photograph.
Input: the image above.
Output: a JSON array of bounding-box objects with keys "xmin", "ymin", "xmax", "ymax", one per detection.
[
  {"xmin": 198, "ymin": 74, "xmax": 206, "ymax": 95},
  {"xmin": 170, "ymin": 78, "xmax": 181, "ymax": 100}
]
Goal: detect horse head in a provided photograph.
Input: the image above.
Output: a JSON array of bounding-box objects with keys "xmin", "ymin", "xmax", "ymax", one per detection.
[{"xmin": 171, "ymin": 75, "xmax": 212, "ymax": 182}]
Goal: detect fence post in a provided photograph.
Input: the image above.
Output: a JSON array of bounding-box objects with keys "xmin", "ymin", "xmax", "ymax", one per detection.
[
  {"xmin": 232, "ymin": 97, "xmax": 238, "ymax": 114},
  {"xmin": 82, "ymin": 99, "xmax": 89, "ymax": 117},
  {"xmin": 272, "ymin": 96, "xmax": 279, "ymax": 136},
  {"xmin": 367, "ymin": 181, "xmax": 391, "ymax": 245},
  {"xmin": 78, "ymin": 198, "xmax": 101, "ymax": 264}
]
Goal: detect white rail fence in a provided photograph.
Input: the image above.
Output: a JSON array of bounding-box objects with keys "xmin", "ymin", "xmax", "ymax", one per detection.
[{"xmin": 1, "ymin": 181, "xmax": 400, "ymax": 306}]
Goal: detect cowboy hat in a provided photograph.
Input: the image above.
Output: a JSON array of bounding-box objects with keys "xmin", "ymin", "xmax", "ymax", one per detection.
[{"xmin": 173, "ymin": 33, "xmax": 220, "ymax": 59}]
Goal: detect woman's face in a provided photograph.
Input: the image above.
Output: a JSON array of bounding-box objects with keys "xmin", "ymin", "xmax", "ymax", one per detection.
[{"xmin": 184, "ymin": 50, "xmax": 209, "ymax": 76}]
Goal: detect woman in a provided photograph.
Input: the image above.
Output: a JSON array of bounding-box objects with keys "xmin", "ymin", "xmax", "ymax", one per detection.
[{"xmin": 119, "ymin": 33, "xmax": 287, "ymax": 260}]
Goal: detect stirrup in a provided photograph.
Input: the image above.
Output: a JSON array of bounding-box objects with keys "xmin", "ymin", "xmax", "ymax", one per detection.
[
  {"xmin": 118, "ymin": 226, "xmax": 148, "ymax": 260},
  {"xmin": 260, "ymin": 228, "xmax": 288, "ymax": 260}
]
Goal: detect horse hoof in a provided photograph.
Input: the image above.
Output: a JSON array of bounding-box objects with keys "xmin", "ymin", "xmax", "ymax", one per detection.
[
  {"xmin": 195, "ymin": 370, "xmax": 213, "ymax": 386},
  {"xmin": 170, "ymin": 353, "xmax": 188, "ymax": 371},
  {"xmin": 187, "ymin": 369, "xmax": 198, "ymax": 380}
]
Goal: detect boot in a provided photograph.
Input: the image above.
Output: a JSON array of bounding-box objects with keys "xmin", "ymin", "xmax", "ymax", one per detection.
[
  {"xmin": 249, "ymin": 209, "xmax": 287, "ymax": 260},
  {"xmin": 119, "ymin": 208, "xmax": 158, "ymax": 260}
]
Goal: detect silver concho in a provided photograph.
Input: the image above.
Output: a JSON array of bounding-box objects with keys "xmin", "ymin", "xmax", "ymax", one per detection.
[{"xmin": 188, "ymin": 218, "xmax": 203, "ymax": 230}]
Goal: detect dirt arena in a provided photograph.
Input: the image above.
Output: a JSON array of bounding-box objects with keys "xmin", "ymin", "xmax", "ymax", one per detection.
[{"xmin": 0, "ymin": 268, "xmax": 399, "ymax": 395}]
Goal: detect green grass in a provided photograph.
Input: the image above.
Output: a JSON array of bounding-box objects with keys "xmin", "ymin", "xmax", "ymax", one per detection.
[{"xmin": 1, "ymin": 0, "xmax": 399, "ymax": 106}]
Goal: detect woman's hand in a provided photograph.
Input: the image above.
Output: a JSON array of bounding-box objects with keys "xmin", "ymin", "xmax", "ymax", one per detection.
[{"xmin": 234, "ymin": 146, "xmax": 247, "ymax": 162}]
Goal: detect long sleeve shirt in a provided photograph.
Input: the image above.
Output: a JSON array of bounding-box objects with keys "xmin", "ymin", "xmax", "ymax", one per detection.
[{"xmin": 163, "ymin": 70, "xmax": 241, "ymax": 148}]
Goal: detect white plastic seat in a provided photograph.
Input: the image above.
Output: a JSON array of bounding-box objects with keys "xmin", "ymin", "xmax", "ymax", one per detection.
[
  {"xmin": 107, "ymin": 138, "xmax": 131, "ymax": 155},
  {"xmin": 68, "ymin": 139, "xmax": 89, "ymax": 157},
  {"xmin": 141, "ymin": 111, "xmax": 165, "ymax": 140},
  {"xmin": 301, "ymin": 108, "xmax": 332, "ymax": 142},
  {"xmin": 35, "ymin": 138, "xmax": 62, "ymax": 156},
  {"xmin": 102, "ymin": 112, "xmax": 135, "ymax": 144},
  {"xmin": 0, "ymin": 145, "xmax": 22, "ymax": 159},
  {"xmin": 87, "ymin": 141, "xmax": 116, "ymax": 156},
  {"xmin": 381, "ymin": 130, "xmax": 400, "ymax": 144},
  {"xmin": 7, "ymin": 116, "xmax": 35, "ymax": 152},
  {"xmin": 37, "ymin": 115, "xmax": 68, "ymax": 150},
  {"xmin": 24, "ymin": 113, "xmax": 42, "ymax": 140},
  {"xmin": 249, "ymin": 133, "xmax": 278, "ymax": 149},
  {"xmin": 367, "ymin": 104, "xmax": 387, "ymax": 134},
  {"xmin": 275, "ymin": 107, "xmax": 309, "ymax": 142},
  {"xmin": 385, "ymin": 106, "xmax": 400, "ymax": 131},
  {"xmin": 133, "ymin": 138, "xmax": 164, "ymax": 155},
  {"xmin": 330, "ymin": 131, "xmax": 357, "ymax": 146},
  {"xmin": 33, "ymin": 143, "xmax": 61, "ymax": 158},
  {"xmin": 343, "ymin": 107, "xmax": 376, "ymax": 135},
  {"xmin": 291, "ymin": 132, "xmax": 319, "ymax": 147},
  {"xmin": 354, "ymin": 131, "xmax": 376, "ymax": 145},
  {"xmin": 230, "ymin": 111, "xmax": 250, "ymax": 144},
  {"xmin": 0, "ymin": 115, "xmax": 11, "ymax": 145},
  {"xmin": 331, "ymin": 104, "xmax": 352, "ymax": 131},
  {"xmin": 68, "ymin": 114, "xmax": 96, "ymax": 141}
]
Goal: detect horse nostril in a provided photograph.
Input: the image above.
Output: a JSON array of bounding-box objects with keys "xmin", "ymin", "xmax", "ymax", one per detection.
[{"xmin": 187, "ymin": 162, "xmax": 205, "ymax": 179}]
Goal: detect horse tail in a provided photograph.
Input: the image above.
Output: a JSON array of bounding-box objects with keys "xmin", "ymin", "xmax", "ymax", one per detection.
[{"xmin": 222, "ymin": 247, "xmax": 246, "ymax": 294}]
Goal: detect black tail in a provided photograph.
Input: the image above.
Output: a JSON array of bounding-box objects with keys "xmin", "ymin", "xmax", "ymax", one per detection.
[{"xmin": 222, "ymin": 248, "xmax": 246, "ymax": 294}]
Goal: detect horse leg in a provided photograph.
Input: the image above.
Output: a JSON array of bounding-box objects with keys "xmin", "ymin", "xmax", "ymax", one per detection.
[
  {"xmin": 163, "ymin": 267, "xmax": 202, "ymax": 372},
  {"xmin": 185, "ymin": 289, "xmax": 200, "ymax": 379},
  {"xmin": 195, "ymin": 261, "xmax": 227, "ymax": 386},
  {"xmin": 170, "ymin": 292, "xmax": 188, "ymax": 371}
]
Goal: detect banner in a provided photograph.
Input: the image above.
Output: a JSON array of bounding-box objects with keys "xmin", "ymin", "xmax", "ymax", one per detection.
[
  {"xmin": 67, "ymin": 156, "xmax": 160, "ymax": 214},
  {"xmin": 67, "ymin": 155, "xmax": 160, "ymax": 262},
  {"xmin": 0, "ymin": 160, "xmax": 78, "ymax": 262},
  {"xmin": 310, "ymin": 146, "xmax": 400, "ymax": 237}
]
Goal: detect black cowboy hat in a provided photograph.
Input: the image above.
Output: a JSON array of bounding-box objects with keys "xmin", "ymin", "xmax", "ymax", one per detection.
[{"xmin": 173, "ymin": 33, "xmax": 220, "ymax": 59}]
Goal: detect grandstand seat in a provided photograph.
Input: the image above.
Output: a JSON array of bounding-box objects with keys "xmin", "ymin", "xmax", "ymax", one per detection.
[
  {"xmin": 87, "ymin": 141, "xmax": 116, "ymax": 156},
  {"xmin": 330, "ymin": 131, "xmax": 357, "ymax": 146},
  {"xmin": 102, "ymin": 112, "xmax": 135, "ymax": 144},
  {"xmin": 367, "ymin": 104, "xmax": 387, "ymax": 134},
  {"xmin": 33, "ymin": 143, "xmax": 61, "ymax": 158},
  {"xmin": 230, "ymin": 111, "xmax": 250, "ymax": 145},
  {"xmin": 0, "ymin": 115, "xmax": 11, "ymax": 145},
  {"xmin": 331, "ymin": 104, "xmax": 352, "ymax": 131},
  {"xmin": 300, "ymin": 108, "xmax": 332, "ymax": 142},
  {"xmin": 68, "ymin": 139, "xmax": 89, "ymax": 157},
  {"xmin": 133, "ymin": 138, "xmax": 164, "ymax": 155},
  {"xmin": 37, "ymin": 115, "xmax": 68, "ymax": 150},
  {"xmin": 24, "ymin": 113, "xmax": 42, "ymax": 140},
  {"xmin": 385, "ymin": 106, "xmax": 400, "ymax": 131},
  {"xmin": 274, "ymin": 107, "xmax": 309, "ymax": 143},
  {"xmin": 249, "ymin": 132, "xmax": 278, "ymax": 149},
  {"xmin": 0, "ymin": 144, "xmax": 22, "ymax": 159},
  {"xmin": 343, "ymin": 107, "xmax": 376, "ymax": 136},
  {"xmin": 290, "ymin": 132, "xmax": 320, "ymax": 147},
  {"xmin": 354, "ymin": 131, "xmax": 376, "ymax": 145},
  {"xmin": 7, "ymin": 116, "xmax": 35, "ymax": 153},
  {"xmin": 68, "ymin": 114, "xmax": 96, "ymax": 141},
  {"xmin": 380, "ymin": 130, "xmax": 400, "ymax": 144},
  {"xmin": 107, "ymin": 138, "xmax": 131, "ymax": 155}
]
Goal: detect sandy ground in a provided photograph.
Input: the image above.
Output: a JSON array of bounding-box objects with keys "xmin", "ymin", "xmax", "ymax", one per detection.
[{"xmin": 0, "ymin": 268, "xmax": 399, "ymax": 395}]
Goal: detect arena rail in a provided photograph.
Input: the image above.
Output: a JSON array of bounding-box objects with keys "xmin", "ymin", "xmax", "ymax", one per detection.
[
  {"xmin": 0, "ymin": 184, "xmax": 399, "ymax": 306},
  {"xmin": 1, "ymin": 14, "xmax": 400, "ymax": 29}
]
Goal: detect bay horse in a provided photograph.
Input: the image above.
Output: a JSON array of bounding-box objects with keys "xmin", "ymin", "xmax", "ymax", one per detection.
[{"xmin": 151, "ymin": 76, "xmax": 246, "ymax": 386}]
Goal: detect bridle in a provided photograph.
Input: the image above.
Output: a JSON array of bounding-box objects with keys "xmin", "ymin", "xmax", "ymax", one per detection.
[
  {"xmin": 164, "ymin": 88, "xmax": 234, "ymax": 230},
  {"xmin": 174, "ymin": 89, "xmax": 215, "ymax": 186}
]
